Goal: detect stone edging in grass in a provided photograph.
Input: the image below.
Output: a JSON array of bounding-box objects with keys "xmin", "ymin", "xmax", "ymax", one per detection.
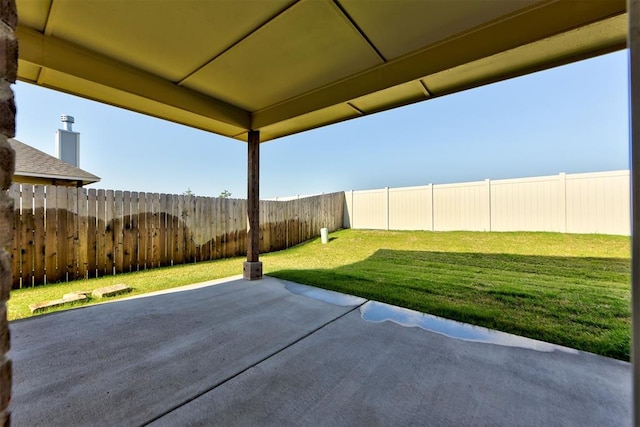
[{"xmin": 28, "ymin": 284, "xmax": 132, "ymax": 314}]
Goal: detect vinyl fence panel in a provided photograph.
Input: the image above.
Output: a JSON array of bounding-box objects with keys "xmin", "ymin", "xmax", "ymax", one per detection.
[
  {"xmin": 490, "ymin": 174, "xmax": 563, "ymax": 232},
  {"xmin": 566, "ymin": 171, "xmax": 630, "ymax": 235},
  {"xmin": 351, "ymin": 189, "xmax": 388, "ymax": 230},
  {"xmin": 433, "ymin": 180, "xmax": 489, "ymax": 232},
  {"xmin": 345, "ymin": 170, "xmax": 630, "ymax": 236},
  {"xmin": 388, "ymin": 185, "xmax": 432, "ymax": 230}
]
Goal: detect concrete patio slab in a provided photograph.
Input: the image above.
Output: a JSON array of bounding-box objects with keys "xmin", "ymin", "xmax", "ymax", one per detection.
[
  {"xmin": 8, "ymin": 276, "xmax": 630, "ymax": 426},
  {"xmin": 9, "ymin": 277, "xmax": 363, "ymax": 426}
]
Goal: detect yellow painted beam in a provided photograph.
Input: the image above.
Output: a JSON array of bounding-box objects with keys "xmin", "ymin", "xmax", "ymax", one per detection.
[{"xmin": 16, "ymin": 25, "xmax": 251, "ymax": 130}]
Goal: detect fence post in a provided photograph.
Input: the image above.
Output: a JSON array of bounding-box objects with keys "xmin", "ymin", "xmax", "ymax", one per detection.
[
  {"xmin": 430, "ymin": 183, "xmax": 435, "ymax": 231},
  {"xmin": 385, "ymin": 187, "xmax": 390, "ymax": 230},
  {"xmin": 349, "ymin": 190, "xmax": 355, "ymax": 229},
  {"xmin": 343, "ymin": 190, "xmax": 352, "ymax": 229},
  {"xmin": 8, "ymin": 185, "xmax": 19, "ymax": 288},
  {"xmin": 485, "ymin": 178, "xmax": 492, "ymax": 232},
  {"xmin": 352, "ymin": 190, "xmax": 355, "ymax": 229},
  {"xmin": 559, "ymin": 172, "xmax": 567, "ymax": 232}
]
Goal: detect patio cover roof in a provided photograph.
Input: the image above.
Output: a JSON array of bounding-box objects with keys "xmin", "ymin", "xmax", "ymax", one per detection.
[{"xmin": 16, "ymin": 0, "xmax": 627, "ymax": 143}]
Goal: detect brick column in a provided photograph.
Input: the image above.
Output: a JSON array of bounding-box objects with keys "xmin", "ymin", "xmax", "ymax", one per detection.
[{"xmin": 0, "ymin": 0, "xmax": 17, "ymax": 425}]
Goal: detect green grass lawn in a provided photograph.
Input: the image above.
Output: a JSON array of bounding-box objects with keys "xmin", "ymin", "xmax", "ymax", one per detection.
[{"xmin": 8, "ymin": 229, "xmax": 631, "ymax": 360}]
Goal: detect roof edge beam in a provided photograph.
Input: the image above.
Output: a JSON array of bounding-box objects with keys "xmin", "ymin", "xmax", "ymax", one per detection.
[
  {"xmin": 253, "ymin": 0, "xmax": 626, "ymax": 130},
  {"xmin": 16, "ymin": 25, "xmax": 251, "ymax": 130}
]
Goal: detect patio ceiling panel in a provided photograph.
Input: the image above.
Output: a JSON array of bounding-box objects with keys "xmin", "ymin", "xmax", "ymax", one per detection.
[
  {"xmin": 337, "ymin": 0, "xmax": 539, "ymax": 61},
  {"xmin": 14, "ymin": 0, "xmax": 49, "ymax": 31},
  {"xmin": 37, "ymin": 0, "xmax": 296, "ymax": 83},
  {"xmin": 180, "ymin": 0, "xmax": 384, "ymax": 112}
]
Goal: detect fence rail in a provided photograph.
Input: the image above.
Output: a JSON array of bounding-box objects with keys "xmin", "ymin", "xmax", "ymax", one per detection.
[
  {"xmin": 9, "ymin": 185, "xmax": 344, "ymax": 288},
  {"xmin": 344, "ymin": 170, "xmax": 630, "ymax": 236}
]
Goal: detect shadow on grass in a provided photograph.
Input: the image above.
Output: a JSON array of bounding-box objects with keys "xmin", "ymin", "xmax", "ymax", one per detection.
[{"xmin": 270, "ymin": 249, "xmax": 630, "ymax": 360}]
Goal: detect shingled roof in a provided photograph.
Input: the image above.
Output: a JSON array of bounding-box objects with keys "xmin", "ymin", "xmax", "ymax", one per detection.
[{"xmin": 9, "ymin": 138, "xmax": 100, "ymax": 186}]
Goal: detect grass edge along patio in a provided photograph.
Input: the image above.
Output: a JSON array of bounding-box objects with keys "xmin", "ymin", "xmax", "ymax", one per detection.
[{"xmin": 9, "ymin": 229, "xmax": 631, "ymax": 362}]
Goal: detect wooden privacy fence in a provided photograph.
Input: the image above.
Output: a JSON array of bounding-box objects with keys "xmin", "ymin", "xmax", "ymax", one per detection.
[{"xmin": 8, "ymin": 185, "xmax": 344, "ymax": 288}]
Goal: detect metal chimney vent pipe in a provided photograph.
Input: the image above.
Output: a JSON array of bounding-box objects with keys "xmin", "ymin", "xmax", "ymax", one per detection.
[
  {"xmin": 56, "ymin": 114, "xmax": 80, "ymax": 167},
  {"xmin": 61, "ymin": 114, "xmax": 74, "ymax": 131}
]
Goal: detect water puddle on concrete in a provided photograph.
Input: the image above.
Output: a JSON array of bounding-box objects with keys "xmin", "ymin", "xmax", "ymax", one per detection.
[
  {"xmin": 284, "ymin": 282, "xmax": 366, "ymax": 307},
  {"xmin": 360, "ymin": 301, "xmax": 579, "ymax": 354}
]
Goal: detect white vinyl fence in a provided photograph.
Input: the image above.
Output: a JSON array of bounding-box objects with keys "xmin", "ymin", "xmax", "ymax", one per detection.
[{"xmin": 343, "ymin": 170, "xmax": 630, "ymax": 236}]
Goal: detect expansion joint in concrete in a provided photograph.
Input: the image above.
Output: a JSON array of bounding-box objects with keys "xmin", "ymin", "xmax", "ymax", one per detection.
[{"xmin": 141, "ymin": 300, "xmax": 367, "ymax": 426}]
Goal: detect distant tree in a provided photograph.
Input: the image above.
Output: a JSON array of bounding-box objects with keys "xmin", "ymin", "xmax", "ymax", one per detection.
[
  {"xmin": 219, "ymin": 190, "xmax": 232, "ymax": 199},
  {"xmin": 183, "ymin": 188, "xmax": 195, "ymax": 196}
]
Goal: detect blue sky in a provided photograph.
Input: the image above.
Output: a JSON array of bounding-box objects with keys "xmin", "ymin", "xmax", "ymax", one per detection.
[{"xmin": 13, "ymin": 50, "xmax": 629, "ymax": 199}]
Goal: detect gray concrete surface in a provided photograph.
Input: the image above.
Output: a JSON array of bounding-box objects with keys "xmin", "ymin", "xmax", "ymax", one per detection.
[{"xmin": 9, "ymin": 276, "xmax": 631, "ymax": 426}]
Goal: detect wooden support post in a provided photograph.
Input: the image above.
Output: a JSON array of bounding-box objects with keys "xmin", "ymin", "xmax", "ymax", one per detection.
[
  {"xmin": 630, "ymin": 0, "xmax": 639, "ymax": 424},
  {"xmin": 244, "ymin": 130, "xmax": 262, "ymax": 280}
]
